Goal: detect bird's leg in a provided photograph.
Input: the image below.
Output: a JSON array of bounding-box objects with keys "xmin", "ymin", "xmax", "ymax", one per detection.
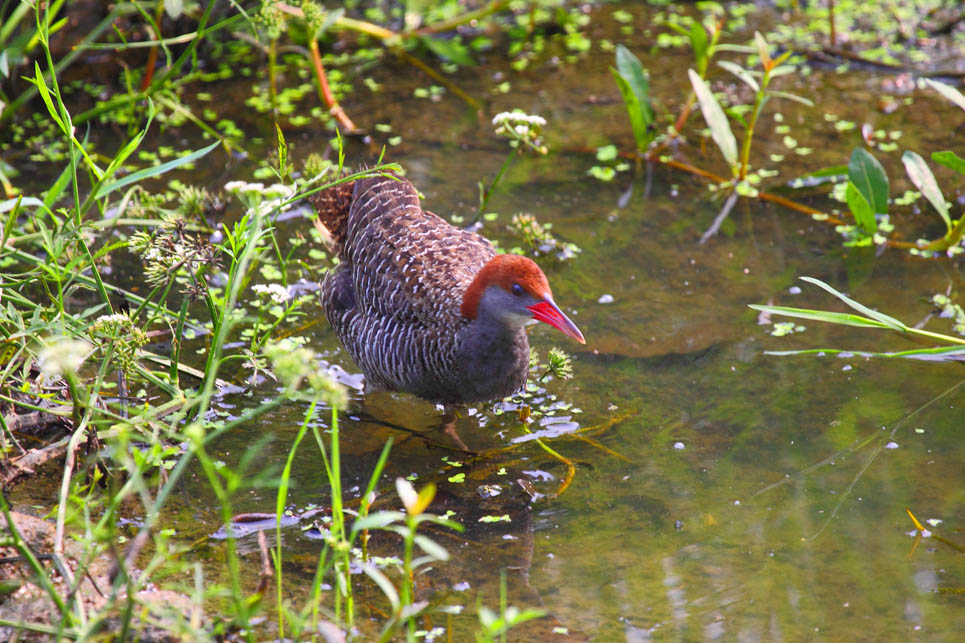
[{"xmin": 440, "ymin": 406, "xmax": 474, "ymax": 454}]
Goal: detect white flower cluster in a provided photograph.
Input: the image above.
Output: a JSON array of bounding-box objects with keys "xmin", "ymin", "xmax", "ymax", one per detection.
[
  {"xmin": 38, "ymin": 338, "xmax": 92, "ymax": 378},
  {"xmin": 93, "ymin": 313, "xmax": 132, "ymax": 326},
  {"xmin": 224, "ymin": 181, "xmax": 296, "ymax": 216},
  {"xmin": 491, "ymin": 111, "xmax": 547, "ymax": 128},
  {"xmin": 491, "ymin": 111, "xmax": 548, "ymax": 154},
  {"xmin": 252, "ymin": 283, "xmax": 290, "ymax": 304}
]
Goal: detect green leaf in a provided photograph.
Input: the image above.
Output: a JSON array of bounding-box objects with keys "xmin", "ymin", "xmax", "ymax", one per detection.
[
  {"xmin": 847, "ymin": 148, "xmax": 889, "ymax": 215},
  {"xmin": 94, "ymin": 140, "xmax": 220, "ymax": 199},
  {"xmin": 798, "ymin": 276, "xmax": 906, "ymax": 330},
  {"xmin": 902, "ymin": 151, "xmax": 950, "ymax": 231},
  {"xmin": 420, "ymin": 35, "xmax": 474, "ymax": 67},
  {"xmin": 33, "ymin": 62, "xmax": 65, "ymax": 135},
  {"xmin": 932, "ymin": 150, "xmax": 965, "ymax": 176},
  {"xmin": 614, "ymin": 45, "xmax": 654, "ymax": 126},
  {"xmin": 718, "ymin": 60, "xmax": 758, "ymax": 92},
  {"xmin": 360, "ymin": 563, "xmax": 400, "ymax": 610},
  {"xmin": 749, "ymin": 304, "xmax": 890, "ymax": 329},
  {"xmin": 767, "ymin": 90, "xmax": 814, "ymax": 106},
  {"xmin": 352, "ymin": 511, "xmax": 405, "ymax": 533},
  {"xmin": 765, "ymin": 346, "xmax": 965, "ymax": 361},
  {"xmin": 845, "ymin": 181, "xmax": 877, "ymax": 234},
  {"xmin": 689, "ymin": 21, "xmax": 709, "ymax": 73},
  {"xmin": 413, "ymin": 534, "xmax": 449, "ymax": 561},
  {"xmin": 688, "ymin": 69, "xmax": 738, "ymax": 171},
  {"xmin": 924, "ymin": 78, "xmax": 965, "ymax": 113},
  {"xmin": 611, "ymin": 68, "xmax": 650, "ymax": 152},
  {"xmin": 0, "ymin": 196, "xmax": 44, "ymax": 213},
  {"xmin": 754, "ymin": 31, "xmax": 772, "ymax": 67}
]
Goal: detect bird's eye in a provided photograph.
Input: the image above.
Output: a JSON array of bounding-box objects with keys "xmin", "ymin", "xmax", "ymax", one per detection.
[{"xmin": 512, "ymin": 283, "xmax": 524, "ymax": 297}]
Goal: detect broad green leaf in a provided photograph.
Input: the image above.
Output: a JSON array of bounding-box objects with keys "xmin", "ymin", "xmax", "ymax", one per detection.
[
  {"xmin": 94, "ymin": 140, "xmax": 220, "ymax": 198},
  {"xmin": 689, "ymin": 21, "xmax": 709, "ymax": 73},
  {"xmin": 924, "ymin": 78, "xmax": 965, "ymax": 113},
  {"xmin": 932, "ymin": 150, "xmax": 965, "ymax": 176},
  {"xmin": 615, "ymin": 45, "xmax": 654, "ymax": 126},
  {"xmin": 420, "ymin": 35, "xmax": 474, "ymax": 66},
  {"xmin": 846, "ymin": 180, "xmax": 876, "ymax": 234},
  {"xmin": 611, "ymin": 67, "xmax": 650, "ymax": 152},
  {"xmin": 718, "ymin": 60, "xmax": 758, "ymax": 92},
  {"xmin": 749, "ymin": 305, "xmax": 891, "ymax": 329},
  {"xmin": 902, "ymin": 150, "xmax": 950, "ymax": 231},
  {"xmin": 688, "ymin": 69, "xmax": 738, "ymax": 170},
  {"xmin": 799, "ymin": 276, "xmax": 906, "ymax": 329},
  {"xmin": 848, "ymin": 148, "xmax": 889, "ymax": 214}
]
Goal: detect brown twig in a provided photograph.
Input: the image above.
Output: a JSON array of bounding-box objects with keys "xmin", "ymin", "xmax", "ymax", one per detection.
[
  {"xmin": 140, "ymin": 0, "xmax": 166, "ymax": 91},
  {"xmin": 308, "ymin": 39, "xmax": 358, "ymax": 133}
]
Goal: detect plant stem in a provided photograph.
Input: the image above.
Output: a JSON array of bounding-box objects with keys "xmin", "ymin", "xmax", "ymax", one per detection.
[{"xmin": 474, "ymin": 146, "xmax": 520, "ymax": 225}]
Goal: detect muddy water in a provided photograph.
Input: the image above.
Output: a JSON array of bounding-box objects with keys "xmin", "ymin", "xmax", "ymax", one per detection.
[{"xmin": 14, "ymin": 3, "xmax": 965, "ymax": 640}]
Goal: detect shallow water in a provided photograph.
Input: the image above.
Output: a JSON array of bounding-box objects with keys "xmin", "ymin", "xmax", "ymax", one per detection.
[
  {"xmin": 179, "ymin": 5, "xmax": 964, "ymax": 639},
  {"xmin": 11, "ymin": 2, "xmax": 965, "ymax": 639}
]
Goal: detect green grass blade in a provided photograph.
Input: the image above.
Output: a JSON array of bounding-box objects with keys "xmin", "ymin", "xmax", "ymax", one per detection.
[
  {"xmin": 749, "ymin": 304, "xmax": 890, "ymax": 329},
  {"xmin": 798, "ymin": 277, "xmax": 906, "ymax": 329},
  {"xmin": 765, "ymin": 346, "xmax": 965, "ymax": 361},
  {"xmin": 94, "ymin": 140, "xmax": 220, "ymax": 198}
]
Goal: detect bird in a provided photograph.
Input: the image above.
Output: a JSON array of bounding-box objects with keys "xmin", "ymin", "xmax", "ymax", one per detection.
[{"xmin": 310, "ymin": 171, "xmax": 584, "ymax": 406}]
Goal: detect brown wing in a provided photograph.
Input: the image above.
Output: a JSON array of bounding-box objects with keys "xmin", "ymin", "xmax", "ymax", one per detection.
[{"xmin": 343, "ymin": 174, "xmax": 495, "ymax": 328}]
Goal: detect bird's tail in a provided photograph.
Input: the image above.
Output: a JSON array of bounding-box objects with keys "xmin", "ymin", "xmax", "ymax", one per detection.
[{"xmin": 309, "ymin": 178, "xmax": 355, "ymax": 252}]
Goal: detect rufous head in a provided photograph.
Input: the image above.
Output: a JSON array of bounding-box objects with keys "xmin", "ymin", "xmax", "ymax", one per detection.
[{"xmin": 462, "ymin": 254, "xmax": 585, "ymax": 343}]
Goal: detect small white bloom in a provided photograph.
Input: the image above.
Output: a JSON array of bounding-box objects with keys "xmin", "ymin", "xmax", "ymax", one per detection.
[
  {"xmin": 38, "ymin": 338, "xmax": 93, "ymax": 378},
  {"xmin": 263, "ymin": 183, "xmax": 295, "ymax": 200},
  {"xmin": 252, "ymin": 283, "xmax": 290, "ymax": 304}
]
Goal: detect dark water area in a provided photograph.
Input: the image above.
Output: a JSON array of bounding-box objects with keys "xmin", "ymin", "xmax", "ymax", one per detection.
[{"xmin": 9, "ymin": 2, "xmax": 965, "ymax": 639}]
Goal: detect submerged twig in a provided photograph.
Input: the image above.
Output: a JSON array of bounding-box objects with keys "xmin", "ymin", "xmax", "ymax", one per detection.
[{"xmin": 699, "ymin": 190, "xmax": 739, "ymax": 244}]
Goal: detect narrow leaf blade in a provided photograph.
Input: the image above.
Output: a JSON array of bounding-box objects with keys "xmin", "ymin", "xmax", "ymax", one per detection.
[
  {"xmin": 94, "ymin": 140, "xmax": 220, "ymax": 198},
  {"xmin": 799, "ymin": 276, "xmax": 906, "ymax": 329},
  {"xmin": 749, "ymin": 304, "xmax": 890, "ymax": 329}
]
